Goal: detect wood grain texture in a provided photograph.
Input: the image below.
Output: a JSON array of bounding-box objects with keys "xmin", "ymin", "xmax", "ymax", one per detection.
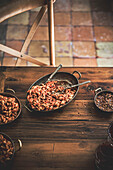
[
  {"xmin": 0, "ymin": 67, "xmax": 113, "ymax": 170},
  {"xmin": 0, "ymin": 72, "xmax": 5, "ymax": 93}
]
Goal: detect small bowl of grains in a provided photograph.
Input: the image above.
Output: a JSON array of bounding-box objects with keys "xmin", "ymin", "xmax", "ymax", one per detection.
[{"xmin": 94, "ymin": 88, "xmax": 113, "ymax": 113}]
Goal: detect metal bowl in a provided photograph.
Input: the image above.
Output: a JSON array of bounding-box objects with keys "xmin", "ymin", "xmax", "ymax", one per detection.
[
  {"xmin": 0, "ymin": 132, "xmax": 22, "ymax": 168},
  {"xmin": 26, "ymin": 70, "xmax": 81, "ymax": 113},
  {"xmin": 94, "ymin": 88, "xmax": 113, "ymax": 113},
  {"xmin": 0, "ymin": 92, "xmax": 21, "ymax": 125},
  {"xmin": 108, "ymin": 121, "xmax": 113, "ymax": 143}
]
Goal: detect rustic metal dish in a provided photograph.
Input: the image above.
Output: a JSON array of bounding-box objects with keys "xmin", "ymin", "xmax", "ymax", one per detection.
[
  {"xmin": 0, "ymin": 92, "xmax": 21, "ymax": 125},
  {"xmin": 26, "ymin": 70, "xmax": 81, "ymax": 113},
  {"xmin": 94, "ymin": 88, "xmax": 113, "ymax": 113},
  {"xmin": 0, "ymin": 132, "xmax": 22, "ymax": 168},
  {"xmin": 108, "ymin": 121, "xmax": 113, "ymax": 143},
  {"xmin": 95, "ymin": 142, "xmax": 113, "ymax": 170}
]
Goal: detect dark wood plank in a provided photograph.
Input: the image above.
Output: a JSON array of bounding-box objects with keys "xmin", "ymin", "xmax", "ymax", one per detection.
[
  {"xmin": 11, "ymin": 141, "xmax": 100, "ymax": 170},
  {"xmin": 0, "ymin": 72, "xmax": 5, "ymax": 92},
  {"xmin": 0, "ymin": 67, "xmax": 113, "ymax": 170}
]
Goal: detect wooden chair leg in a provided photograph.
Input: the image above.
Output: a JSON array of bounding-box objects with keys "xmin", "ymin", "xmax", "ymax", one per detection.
[
  {"xmin": 16, "ymin": 6, "xmax": 47, "ymax": 66},
  {"xmin": 48, "ymin": 0, "xmax": 55, "ymax": 66},
  {"xmin": 0, "ymin": 44, "xmax": 48, "ymax": 66}
]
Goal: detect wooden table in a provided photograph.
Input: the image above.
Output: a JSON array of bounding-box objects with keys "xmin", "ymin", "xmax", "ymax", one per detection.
[{"xmin": 0, "ymin": 67, "xmax": 113, "ymax": 170}]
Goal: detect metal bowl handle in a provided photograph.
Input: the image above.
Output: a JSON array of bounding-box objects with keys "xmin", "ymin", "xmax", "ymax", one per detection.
[
  {"xmin": 24, "ymin": 104, "xmax": 33, "ymax": 112},
  {"xmin": 15, "ymin": 139, "xmax": 22, "ymax": 153},
  {"xmin": 94, "ymin": 87, "xmax": 102, "ymax": 95},
  {"xmin": 72, "ymin": 71, "xmax": 81, "ymax": 80},
  {"xmin": 5, "ymin": 88, "xmax": 16, "ymax": 94}
]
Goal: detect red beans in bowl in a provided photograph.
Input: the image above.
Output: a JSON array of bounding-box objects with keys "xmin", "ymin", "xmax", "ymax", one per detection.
[
  {"xmin": 27, "ymin": 80, "xmax": 76, "ymax": 111},
  {"xmin": 0, "ymin": 93, "xmax": 21, "ymax": 125},
  {"xmin": 0, "ymin": 134, "xmax": 14, "ymax": 165}
]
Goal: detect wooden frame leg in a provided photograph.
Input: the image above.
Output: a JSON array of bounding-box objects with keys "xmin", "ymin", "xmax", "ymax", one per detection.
[
  {"xmin": 16, "ymin": 6, "xmax": 47, "ymax": 66},
  {"xmin": 0, "ymin": 1, "xmax": 56, "ymax": 67},
  {"xmin": 48, "ymin": 0, "xmax": 55, "ymax": 66},
  {"xmin": 0, "ymin": 44, "xmax": 48, "ymax": 66}
]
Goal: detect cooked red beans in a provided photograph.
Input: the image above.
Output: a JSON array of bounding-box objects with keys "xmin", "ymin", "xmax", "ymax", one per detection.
[
  {"xmin": 0, "ymin": 134, "xmax": 14, "ymax": 165},
  {"xmin": 0, "ymin": 95, "xmax": 19, "ymax": 124},
  {"xmin": 95, "ymin": 92, "xmax": 113, "ymax": 112},
  {"xmin": 27, "ymin": 80, "xmax": 76, "ymax": 111}
]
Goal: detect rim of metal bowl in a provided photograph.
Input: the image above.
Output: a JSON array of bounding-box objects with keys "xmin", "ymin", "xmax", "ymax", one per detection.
[
  {"xmin": 26, "ymin": 72, "xmax": 79, "ymax": 113},
  {"xmin": 94, "ymin": 90, "xmax": 113, "ymax": 113},
  {"xmin": 0, "ymin": 132, "xmax": 15, "ymax": 162},
  {"xmin": 108, "ymin": 121, "xmax": 113, "ymax": 142},
  {"xmin": 0, "ymin": 92, "xmax": 21, "ymax": 125}
]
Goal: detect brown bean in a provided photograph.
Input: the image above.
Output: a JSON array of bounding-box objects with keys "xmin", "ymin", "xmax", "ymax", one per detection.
[{"xmin": 0, "ymin": 134, "xmax": 14, "ymax": 165}]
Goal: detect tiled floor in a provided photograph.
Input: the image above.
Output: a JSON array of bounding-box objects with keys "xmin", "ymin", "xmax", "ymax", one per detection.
[{"xmin": 0, "ymin": 0, "xmax": 113, "ymax": 67}]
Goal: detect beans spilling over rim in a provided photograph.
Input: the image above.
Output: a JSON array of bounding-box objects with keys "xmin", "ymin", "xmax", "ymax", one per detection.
[
  {"xmin": 0, "ymin": 95, "xmax": 19, "ymax": 124},
  {"xmin": 95, "ymin": 92, "xmax": 113, "ymax": 112},
  {"xmin": 0, "ymin": 134, "xmax": 14, "ymax": 165},
  {"xmin": 27, "ymin": 80, "xmax": 76, "ymax": 111}
]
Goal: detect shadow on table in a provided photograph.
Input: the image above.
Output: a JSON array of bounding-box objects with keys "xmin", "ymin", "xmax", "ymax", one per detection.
[{"xmin": 89, "ymin": 103, "xmax": 113, "ymax": 120}]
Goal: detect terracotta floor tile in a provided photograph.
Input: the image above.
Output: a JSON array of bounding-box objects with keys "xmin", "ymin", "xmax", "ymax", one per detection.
[
  {"xmin": 73, "ymin": 41, "xmax": 96, "ymax": 58},
  {"xmin": 2, "ymin": 0, "xmax": 113, "ymax": 68},
  {"xmin": 28, "ymin": 57, "xmax": 49, "ymax": 66},
  {"xmin": 0, "ymin": 25, "xmax": 7, "ymax": 40},
  {"xmin": 93, "ymin": 12, "xmax": 113, "ymax": 26},
  {"xmin": 33, "ymin": 26, "xmax": 48, "ymax": 40},
  {"xmin": 6, "ymin": 25, "xmax": 28, "ymax": 40},
  {"xmin": 97, "ymin": 59, "xmax": 113, "ymax": 67},
  {"xmin": 28, "ymin": 41, "xmax": 49, "ymax": 57},
  {"xmin": 55, "ymin": 41, "xmax": 72, "ymax": 57},
  {"xmin": 0, "ymin": 40, "xmax": 5, "ymax": 59},
  {"xmin": 72, "ymin": 0, "xmax": 91, "ymax": 12},
  {"xmin": 54, "ymin": 13, "xmax": 71, "ymax": 26},
  {"xmin": 29, "ymin": 12, "xmax": 48, "ymax": 26},
  {"xmin": 8, "ymin": 12, "xmax": 29, "ymax": 25},
  {"xmin": 72, "ymin": 12, "xmax": 92, "ymax": 26},
  {"xmin": 3, "ymin": 57, "xmax": 16, "ymax": 66},
  {"xmin": 0, "ymin": 52, "xmax": 3, "ymax": 58},
  {"xmin": 55, "ymin": 27, "xmax": 72, "ymax": 41},
  {"xmin": 0, "ymin": 56, "xmax": 3, "ymax": 66},
  {"xmin": 72, "ymin": 27, "xmax": 94, "ymax": 41},
  {"xmin": 96, "ymin": 42, "xmax": 113, "ymax": 58},
  {"xmin": 94, "ymin": 26, "xmax": 113, "ymax": 42},
  {"xmin": 31, "ymin": 7, "xmax": 41, "ymax": 12},
  {"xmin": 0, "ymin": 20, "xmax": 7, "ymax": 25},
  {"xmin": 73, "ymin": 58, "xmax": 97, "ymax": 67},
  {"xmin": 29, "ymin": 12, "xmax": 37, "ymax": 26},
  {"xmin": 91, "ymin": 0, "xmax": 112, "ymax": 11},
  {"xmin": 55, "ymin": 57, "xmax": 73, "ymax": 66},
  {"xmin": 4, "ymin": 40, "xmax": 23, "ymax": 57},
  {"xmin": 54, "ymin": 0, "xmax": 71, "ymax": 12},
  {"xmin": 15, "ymin": 59, "xmax": 27, "ymax": 66}
]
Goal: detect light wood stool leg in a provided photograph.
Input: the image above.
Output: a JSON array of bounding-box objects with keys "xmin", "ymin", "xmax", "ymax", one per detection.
[
  {"xmin": 0, "ymin": 44, "xmax": 47, "ymax": 66},
  {"xmin": 16, "ymin": 6, "xmax": 47, "ymax": 66},
  {"xmin": 48, "ymin": 0, "xmax": 55, "ymax": 66}
]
